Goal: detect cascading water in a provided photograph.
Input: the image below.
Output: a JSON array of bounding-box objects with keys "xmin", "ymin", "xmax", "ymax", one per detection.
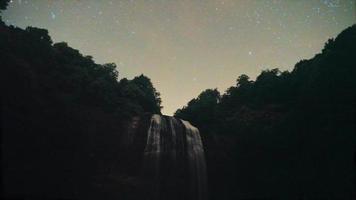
[
  {"xmin": 181, "ymin": 119, "xmax": 207, "ymax": 200},
  {"xmin": 142, "ymin": 114, "xmax": 207, "ymax": 200}
]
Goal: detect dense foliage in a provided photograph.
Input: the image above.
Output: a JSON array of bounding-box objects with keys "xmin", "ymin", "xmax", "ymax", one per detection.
[
  {"xmin": 175, "ymin": 25, "xmax": 356, "ymax": 134},
  {"xmin": 1, "ymin": 16, "xmax": 161, "ymax": 198},
  {"xmin": 176, "ymin": 25, "xmax": 355, "ymax": 135},
  {"xmin": 175, "ymin": 25, "xmax": 356, "ymax": 199}
]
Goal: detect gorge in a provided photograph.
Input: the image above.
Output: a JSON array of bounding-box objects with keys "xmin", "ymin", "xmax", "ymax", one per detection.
[{"xmin": 1, "ymin": 1, "xmax": 355, "ymax": 198}]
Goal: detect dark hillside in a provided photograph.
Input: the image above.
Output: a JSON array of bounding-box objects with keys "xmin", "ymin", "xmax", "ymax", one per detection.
[
  {"xmin": 175, "ymin": 25, "xmax": 356, "ymax": 199},
  {"xmin": 1, "ymin": 21, "xmax": 161, "ymax": 199}
]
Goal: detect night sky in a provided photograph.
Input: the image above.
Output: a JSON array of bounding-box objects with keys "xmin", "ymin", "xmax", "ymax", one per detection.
[{"xmin": 3, "ymin": 0, "xmax": 355, "ymax": 115}]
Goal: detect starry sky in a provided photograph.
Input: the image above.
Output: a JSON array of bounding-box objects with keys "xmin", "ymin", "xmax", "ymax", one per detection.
[{"xmin": 2, "ymin": 0, "xmax": 355, "ymax": 115}]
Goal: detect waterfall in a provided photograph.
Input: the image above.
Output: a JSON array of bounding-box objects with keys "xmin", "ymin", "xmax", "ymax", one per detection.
[
  {"xmin": 143, "ymin": 114, "xmax": 207, "ymax": 200},
  {"xmin": 181, "ymin": 119, "xmax": 207, "ymax": 200}
]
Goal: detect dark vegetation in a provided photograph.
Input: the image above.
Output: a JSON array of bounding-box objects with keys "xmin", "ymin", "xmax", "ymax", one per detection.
[
  {"xmin": 175, "ymin": 25, "xmax": 356, "ymax": 199},
  {"xmin": 1, "ymin": 1, "xmax": 161, "ymax": 199}
]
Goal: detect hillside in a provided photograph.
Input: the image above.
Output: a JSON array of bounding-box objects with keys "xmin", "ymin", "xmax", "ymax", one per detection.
[
  {"xmin": 175, "ymin": 25, "xmax": 356, "ymax": 199},
  {"xmin": 0, "ymin": 21, "xmax": 161, "ymax": 199}
]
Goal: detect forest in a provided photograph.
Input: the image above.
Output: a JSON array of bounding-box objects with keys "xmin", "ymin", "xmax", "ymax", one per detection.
[
  {"xmin": 175, "ymin": 24, "xmax": 356, "ymax": 199},
  {"xmin": 1, "ymin": 1, "xmax": 162, "ymax": 198}
]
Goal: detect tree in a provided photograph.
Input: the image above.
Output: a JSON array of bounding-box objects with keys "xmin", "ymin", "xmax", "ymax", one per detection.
[
  {"xmin": 236, "ymin": 74, "xmax": 251, "ymax": 88},
  {"xmin": 0, "ymin": 0, "xmax": 10, "ymax": 11},
  {"xmin": 175, "ymin": 89, "xmax": 220, "ymax": 131},
  {"xmin": 120, "ymin": 74, "xmax": 162, "ymax": 114},
  {"xmin": 322, "ymin": 38, "xmax": 335, "ymax": 53},
  {"xmin": 26, "ymin": 26, "xmax": 53, "ymax": 45}
]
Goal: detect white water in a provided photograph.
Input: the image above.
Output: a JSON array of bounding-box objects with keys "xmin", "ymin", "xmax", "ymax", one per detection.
[
  {"xmin": 181, "ymin": 119, "xmax": 207, "ymax": 200},
  {"xmin": 143, "ymin": 114, "xmax": 207, "ymax": 200},
  {"xmin": 144, "ymin": 114, "xmax": 162, "ymax": 156},
  {"xmin": 143, "ymin": 114, "xmax": 162, "ymax": 199}
]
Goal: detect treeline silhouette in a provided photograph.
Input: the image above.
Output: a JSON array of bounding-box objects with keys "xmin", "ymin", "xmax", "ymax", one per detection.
[
  {"xmin": 1, "ymin": 2, "xmax": 161, "ymax": 198},
  {"xmin": 175, "ymin": 25, "xmax": 356, "ymax": 199}
]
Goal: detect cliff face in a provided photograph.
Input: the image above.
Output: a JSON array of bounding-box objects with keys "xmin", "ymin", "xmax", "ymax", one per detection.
[{"xmin": 3, "ymin": 112, "xmax": 206, "ymax": 200}]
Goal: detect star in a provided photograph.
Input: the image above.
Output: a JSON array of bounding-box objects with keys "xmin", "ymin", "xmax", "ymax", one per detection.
[{"xmin": 50, "ymin": 12, "xmax": 56, "ymax": 20}]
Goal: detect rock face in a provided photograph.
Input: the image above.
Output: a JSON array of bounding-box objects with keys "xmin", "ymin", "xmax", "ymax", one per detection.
[{"xmin": 122, "ymin": 114, "xmax": 207, "ymax": 200}]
